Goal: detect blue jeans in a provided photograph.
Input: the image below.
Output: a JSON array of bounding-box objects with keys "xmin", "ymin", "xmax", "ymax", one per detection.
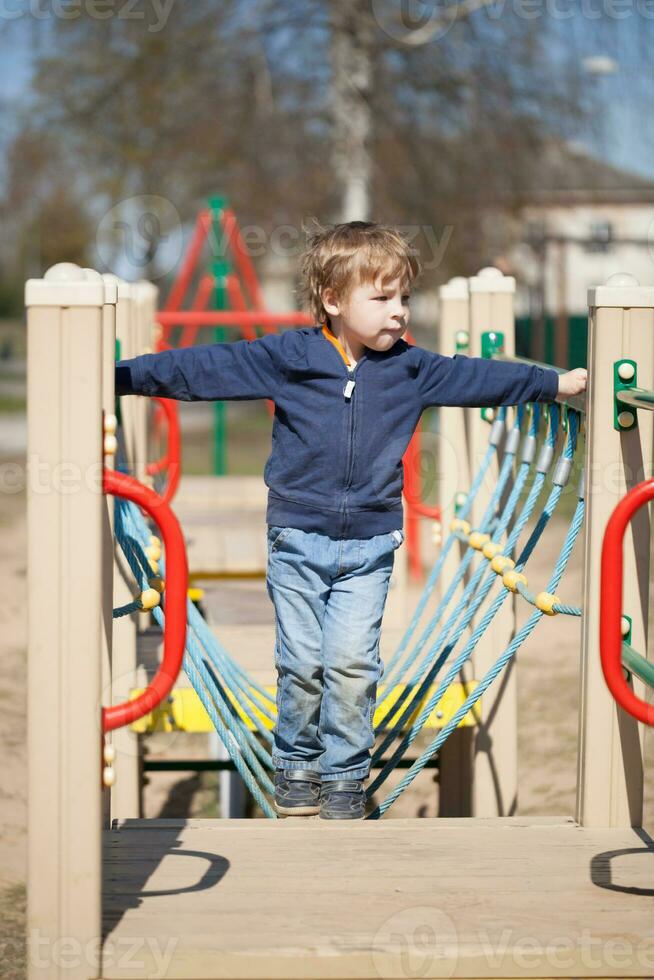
[{"xmin": 266, "ymin": 524, "xmax": 404, "ymax": 782}]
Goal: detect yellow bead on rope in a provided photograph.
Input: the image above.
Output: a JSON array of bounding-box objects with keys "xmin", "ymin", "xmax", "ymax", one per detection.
[
  {"xmin": 502, "ymin": 570, "xmax": 528, "ymax": 592},
  {"xmin": 468, "ymin": 531, "xmax": 490, "ymax": 551},
  {"xmin": 139, "ymin": 588, "xmax": 161, "ymax": 611},
  {"xmin": 482, "ymin": 541, "xmax": 502, "ymax": 560},
  {"xmin": 491, "ymin": 554, "xmax": 516, "ymax": 574},
  {"xmin": 450, "ymin": 518, "xmax": 471, "ymax": 535},
  {"xmin": 535, "ymin": 591, "xmax": 561, "ymax": 616}
]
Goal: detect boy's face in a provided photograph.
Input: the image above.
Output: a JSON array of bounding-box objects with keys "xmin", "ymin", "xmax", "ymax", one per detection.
[{"xmin": 322, "ymin": 275, "xmax": 411, "ymax": 353}]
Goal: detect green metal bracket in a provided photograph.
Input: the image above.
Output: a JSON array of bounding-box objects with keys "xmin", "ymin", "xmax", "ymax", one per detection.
[
  {"xmin": 622, "ymin": 638, "xmax": 654, "ymax": 689},
  {"xmin": 208, "ymin": 195, "xmax": 231, "ymax": 477},
  {"xmin": 115, "ymin": 338, "xmax": 122, "ymax": 426},
  {"xmin": 614, "ymin": 359, "xmax": 638, "ymax": 432},
  {"xmin": 481, "ymin": 330, "xmax": 504, "ymax": 360},
  {"xmin": 481, "ymin": 330, "xmax": 504, "ymax": 422}
]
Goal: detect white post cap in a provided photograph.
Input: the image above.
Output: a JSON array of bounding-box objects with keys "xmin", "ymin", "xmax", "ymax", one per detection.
[
  {"xmin": 588, "ymin": 273, "xmax": 654, "ymax": 309},
  {"xmin": 439, "ymin": 276, "xmax": 469, "ymax": 300},
  {"xmin": 469, "ymin": 266, "xmax": 516, "ymax": 295},
  {"xmin": 102, "ymin": 272, "xmax": 134, "ymax": 300},
  {"xmin": 83, "ymin": 268, "xmax": 117, "ymax": 305},
  {"xmin": 25, "ymin": 263, "xmax": 108, "ymax": 307}
]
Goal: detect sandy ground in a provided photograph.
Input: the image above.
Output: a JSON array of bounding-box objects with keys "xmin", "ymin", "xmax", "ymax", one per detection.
[{"xmin": 1, "ymin": 436, "xmax": 653, "ymax": 977}]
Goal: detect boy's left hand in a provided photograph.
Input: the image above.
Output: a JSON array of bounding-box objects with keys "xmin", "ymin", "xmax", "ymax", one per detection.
[{"xmin": 558, "ymin": 368, "xmax": 587, "ymax": 398}]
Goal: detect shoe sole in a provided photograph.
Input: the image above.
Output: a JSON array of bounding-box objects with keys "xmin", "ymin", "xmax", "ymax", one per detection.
[
  {"xmin": 320, "ymin": 813, "xmax": 364, "ymax": 820},
  {"xmin": 274, "ymin": 801, "xmax": 320, "ymax": 816},
  {"xmin": 319, "ymin": 810, "xmax": 365, "ymax": 820}
]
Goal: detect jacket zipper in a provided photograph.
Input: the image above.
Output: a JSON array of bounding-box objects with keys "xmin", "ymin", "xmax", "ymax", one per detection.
[
  {"xmin": 321, "ymin": 329, "xmax": 365, "ymax": 536},
  {"xmin": 342, "ymin": 359, "xmax": 364, "ymax": 534},
  {"xmin": 343, "ymin": 363, "xmax": 357, "ymax": 485}
]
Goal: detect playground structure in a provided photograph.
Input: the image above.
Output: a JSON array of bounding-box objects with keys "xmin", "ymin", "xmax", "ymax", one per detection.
[{"xmin": 25, "ymin": 260, "xmax": 654, "ymax": 978}]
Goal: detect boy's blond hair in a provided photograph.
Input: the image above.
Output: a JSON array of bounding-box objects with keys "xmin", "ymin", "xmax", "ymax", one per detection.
[{"xmin": 298, "ymin": 220, "xmax": 421, "ymax": 326}]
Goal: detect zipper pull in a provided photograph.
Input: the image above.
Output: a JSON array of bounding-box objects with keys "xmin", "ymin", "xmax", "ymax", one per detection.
[{"xmin": 344, "ymin": 378, "xmax": 356, "ymax": 400}]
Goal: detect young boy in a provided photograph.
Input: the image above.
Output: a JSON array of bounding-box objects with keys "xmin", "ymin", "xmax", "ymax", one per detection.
[{"xmin": 115, "ymin": 220, "xmax": 587, "ymax": 820}]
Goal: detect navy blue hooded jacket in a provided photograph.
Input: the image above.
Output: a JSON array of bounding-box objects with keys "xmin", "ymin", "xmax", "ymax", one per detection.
[{"xmin": 115, "ymin": 323, "xmax": 559, "ymax": 539}]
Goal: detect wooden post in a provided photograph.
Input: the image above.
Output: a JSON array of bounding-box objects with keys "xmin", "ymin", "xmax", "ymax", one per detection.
[
  {"xmin": 438, "ymin": 277, "xmax": 472, "ymax": 599},
  {"xmin": 26, "ymin": 264, "xmax": 108, "ymax": 979},
  {"xmin": 437, "ymin": 277, "xmax": 474, "ymax": 816},
  {"xmin": 107, "ymin": 274, "xmax": 141, "ymax": 820},
  {"xmin": 108, "ymin": 276, "xmax": 146, "ymax": 479},
  {"xmin": 134, "ymin": 281, "xmax": 159, "ymax": 487},
  {"xmin": 87, "ymin": 269, "xmax": 118, "ymax": 831},
  {"xmin": 468, "ymin": 267, "xmax": 518, "ymax": 817},
  {"xmin": 577, "ymin": 274, "xmax": 653, "ymax": 827}
]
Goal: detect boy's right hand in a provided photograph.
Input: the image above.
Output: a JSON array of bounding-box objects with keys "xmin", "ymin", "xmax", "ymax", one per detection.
[{"xmin": 558, "ymin": 368, "xmax": 587, "ymax": 398}]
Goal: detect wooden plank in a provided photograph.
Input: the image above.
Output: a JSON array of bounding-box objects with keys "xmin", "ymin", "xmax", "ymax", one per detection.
[{"xmin": 101, "ymin": 819, "xmax": 654, "ymax": 979}]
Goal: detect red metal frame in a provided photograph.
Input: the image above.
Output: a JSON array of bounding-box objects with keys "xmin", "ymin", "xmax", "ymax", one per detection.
[
  {"xmin": 600, "ymin": 477, "xmax": 654, "ymax": 726},
  {"xmin": 145, "ymin": 397, "xmax": 182, "ymax": 504},
  {"xmin": 401, "ymin": 329, "xmax": 442, "ymax": 581},
  {"xmin": 221, "ymin": 207, "xmax": 267, "ymax": 310},
  {"xmin": 157, "ymin": 310, "xmax": 313, "ymax": 328},
  {"xmin": 102, "ymin": 469, "xmax": 188, "ymax": 732},
  {"xmin": 164, "ymin": 209, "xmax": 211, "ymax": 315}
]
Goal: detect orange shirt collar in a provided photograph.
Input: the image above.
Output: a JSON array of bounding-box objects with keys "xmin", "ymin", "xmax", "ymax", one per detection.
[{"xmin": 321, "ymin": 322, "xmax": 352, "ymax": 367}]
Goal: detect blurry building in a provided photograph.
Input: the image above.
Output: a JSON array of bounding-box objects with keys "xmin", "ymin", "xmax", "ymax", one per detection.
[{"xmin": 495, "ymin": 143, "xmax": 654, "ymax": 368}]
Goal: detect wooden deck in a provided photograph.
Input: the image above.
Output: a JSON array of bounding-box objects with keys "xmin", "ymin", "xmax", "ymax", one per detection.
[{"xmin": 101, "ymin": 816, "xmax": 654, "ymax": 979}]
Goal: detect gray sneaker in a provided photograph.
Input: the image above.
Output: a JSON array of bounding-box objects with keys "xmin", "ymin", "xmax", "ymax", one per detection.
[
  {"xmin": 320, "ymin": 778, "xmax": 366, "ymax": 819},
  {"xmin": 274, "ymin": 768, "xmax": 322, "ymax": 816}
]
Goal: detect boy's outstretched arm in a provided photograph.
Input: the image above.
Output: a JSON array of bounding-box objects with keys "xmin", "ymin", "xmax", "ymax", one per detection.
[
  {"xmin": 417, "ymin": 350, "xmax": 585, "ymax": 408},
  {"xmin": 115, "ymin": 334, "xmax": 282, "ymax": 402}
]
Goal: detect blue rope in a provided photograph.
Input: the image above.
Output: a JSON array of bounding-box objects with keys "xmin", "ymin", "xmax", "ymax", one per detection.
[
  {"xmin": 369, "ymin": 408, "xmax": 576, "ymax": 783},
  {"xmin": 367, "ymin": 490, "xmax": 586, "ymax": 818},
  {"xmin": 366, "ymin": 412, "xmax": 583, "ymax": 815},
  {"xmin": 373, "ymin": 406, "xmax": 545, "ymax": 745},
  {"xmin": 116, "ymin": 499, "xmax": 277, "ymax": 743},
  {"xmin": 113, "ymin": 500, "xmax": 277, "ymax": 817},
  {"xmin": 378, "ymin": 407, "xmax": 509, "ymax": 684},
  {"xmin": 370, "ymin": 406, "xmax": 559, "ymax": 766},
  {"xmin": 377, "ymin": 405, "xmax": 530, "ymax": 706}
]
